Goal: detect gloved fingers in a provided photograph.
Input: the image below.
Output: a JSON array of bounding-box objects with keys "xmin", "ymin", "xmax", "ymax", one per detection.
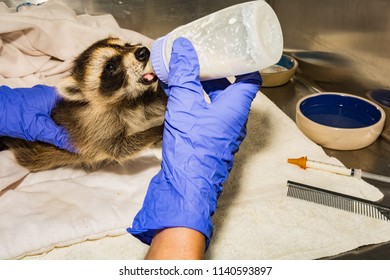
[
  {"xmin": 53, "ymin": 131, "xmax": 77, "ymax": 152},
  {"xmin": 201, "ymin": 78, "xmax": 231, "ymax": 102},
  {"xmin": 29, "ymin": 85, "xmax": 59, "ymax": 112},
  {"xmin": 209, "ymin": 77, "xmax": 260, "ymax": 126},
  {"xmin": 166, "ymin": 37, "xmax": 206, "ymax": 113},
  {"xmin": 202, "ymin": 72, "xmax": 261, "ymax": 104},
  {"xmin": 220, "ymin": 71, "xmax": 262, "ymax": 106},
  {"xmin": 32, "ymin": 116, "xmax": 76, "ymax": 152},
  {"xmin": 234, "ymin": 72, "xmax": 263, "ymax": 89},
  {"xmin": 10, "ymin": 85, "xmax": 58, "ymax": 113}
]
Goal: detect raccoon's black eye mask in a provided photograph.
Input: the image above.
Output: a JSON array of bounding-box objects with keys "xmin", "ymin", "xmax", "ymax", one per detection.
[
  {"xmin": 100, "ymin": 55, "xmax": 127, "ymax": 96},
  {"xmin": 104, "ymin": 56, "xmax": 122, "ymax": 74}
]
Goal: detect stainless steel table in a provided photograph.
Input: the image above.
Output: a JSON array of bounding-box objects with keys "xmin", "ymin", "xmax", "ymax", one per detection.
[{"xmin": 261, "ymin": 64, "xmax": 390, "ymax": 259}]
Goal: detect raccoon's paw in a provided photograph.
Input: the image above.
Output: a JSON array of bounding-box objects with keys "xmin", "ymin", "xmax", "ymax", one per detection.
[
  {"xmin": 11, "ymin": 144, "xmax": 77, "ymax": 172},
  {"xmin": 80, "ymin": 160, "xmax": 114, "ymax": 172},
  {"xmin": 13, "ymin": 151, "xmax": 53, "ymax": 172}
]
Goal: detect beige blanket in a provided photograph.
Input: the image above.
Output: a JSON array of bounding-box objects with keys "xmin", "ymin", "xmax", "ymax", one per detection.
[
  {"xmin": 1, "ymin": 1, "xmax": 390, "ymax": 260},
  {"xmin": 0, "ymin": 0, "xmax": 153, "ymax": 88}
]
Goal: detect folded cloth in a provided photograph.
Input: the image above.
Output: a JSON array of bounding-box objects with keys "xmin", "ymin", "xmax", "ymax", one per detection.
[
  {"xmin": 0, "ymin": 0, "xmax": 153, "ymax": 88},
  {"xmin": 1, "ymin": 1, "xmax": 390, "ymax": 260}
]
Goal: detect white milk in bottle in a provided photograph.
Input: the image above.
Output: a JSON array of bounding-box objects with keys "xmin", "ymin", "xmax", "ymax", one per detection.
[{"xmin": 150, "ymin": 0, "xmax": 283, "ymax": 83}]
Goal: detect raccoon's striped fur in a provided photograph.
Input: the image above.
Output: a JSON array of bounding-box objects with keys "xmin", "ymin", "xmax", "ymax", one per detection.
[{"xmin": 2, "ymin": 37, "xmax": 167, "ymax": 172}]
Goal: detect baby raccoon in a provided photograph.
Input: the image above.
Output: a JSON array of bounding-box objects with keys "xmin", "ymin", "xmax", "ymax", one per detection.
[{"xmin": 1, "ymin": 37, "xmax": 168, "ymax": 172}]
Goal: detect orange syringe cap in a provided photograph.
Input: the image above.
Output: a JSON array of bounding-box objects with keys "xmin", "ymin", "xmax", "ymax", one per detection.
[{"xmin": 287, "ymin": 156, "xmax": 307, "ymax": 169}]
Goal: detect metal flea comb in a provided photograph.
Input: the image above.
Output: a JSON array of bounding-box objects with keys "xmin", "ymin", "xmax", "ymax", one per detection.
[{"xmin": 286, "ymin": 180, "xmax": 390, "ymax": 222}]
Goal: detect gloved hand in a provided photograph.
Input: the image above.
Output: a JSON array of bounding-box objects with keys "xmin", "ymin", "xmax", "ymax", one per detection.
[
  {"xmin": 127, "ymin": 37, "xmax": 262, "ymax": 249},
  {"xmin": 0, "ymin": 85, "xmax": 74, "ymax": 151}
]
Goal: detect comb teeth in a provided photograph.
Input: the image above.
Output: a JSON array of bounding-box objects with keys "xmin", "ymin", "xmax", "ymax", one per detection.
[{"xmin": 287, "ymin": 181, "xmax": 390, "ymax": 221}]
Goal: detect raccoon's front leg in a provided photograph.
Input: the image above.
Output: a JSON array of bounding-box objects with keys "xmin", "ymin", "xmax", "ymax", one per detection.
[
  {"xmin": 10, "ymin": 141, "xmax": 83, "ymax": 172},
  {"xmin": 109, "ymin": 125, "xmax": 164, "ymax": 162}
]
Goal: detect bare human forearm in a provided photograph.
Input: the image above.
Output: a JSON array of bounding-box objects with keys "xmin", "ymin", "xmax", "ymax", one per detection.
[{"xmin": 145, "ymin": 227, "xmax": 205, "ymax": 260}]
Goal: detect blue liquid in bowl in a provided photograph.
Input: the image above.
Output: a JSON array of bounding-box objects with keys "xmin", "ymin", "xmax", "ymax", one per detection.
[
  {"xmin": 276, "ymin": 54, "xmax": 295, "ymax": 69},
  {"xmin": 300, "ymin": 94, "xmax": 382, "ymax": 129}
]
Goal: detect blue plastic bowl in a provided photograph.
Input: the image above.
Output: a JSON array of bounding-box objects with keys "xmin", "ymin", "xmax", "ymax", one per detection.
[{"xmin": 296, "ymin": 93, "xmax": 386, "ymax": 150}]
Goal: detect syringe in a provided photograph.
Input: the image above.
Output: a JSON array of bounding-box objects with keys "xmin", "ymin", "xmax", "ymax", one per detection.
[{"xmin": 288, "ymin": 156, "xmax": 390, "ymax": 184}]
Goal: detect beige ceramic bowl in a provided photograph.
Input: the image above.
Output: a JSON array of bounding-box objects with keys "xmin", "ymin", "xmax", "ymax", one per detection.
[
  {"xmin": 261, "ymin": 54, "xmax": 298, "ymax": 87},
  {"xmin": 296, "ymin": 92, "xmax": 386, "ymax": 150}
]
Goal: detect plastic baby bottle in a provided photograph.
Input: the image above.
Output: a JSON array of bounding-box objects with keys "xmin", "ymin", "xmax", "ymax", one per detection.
[{"xmin": 150, "ymin": 0, "xmax": 283, "ymax": 83}]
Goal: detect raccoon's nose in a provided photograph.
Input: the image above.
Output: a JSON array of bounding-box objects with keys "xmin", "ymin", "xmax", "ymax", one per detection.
[{"xmin": 134, "ymin": 47, "xmax": 150, "ymax": 62}]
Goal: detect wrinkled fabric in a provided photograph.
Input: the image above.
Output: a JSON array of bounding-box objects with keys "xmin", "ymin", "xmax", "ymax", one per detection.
[
  {"xmin": 0, "ymin": 0, "xmax": 153, "ymax": 87},
  {"xmin": 0, "ymin": 85, "xmax": 74, "ymax": 151},
  {"xmin": 127, "ymin": 37, "xmax": 262, "ymax": 249}
]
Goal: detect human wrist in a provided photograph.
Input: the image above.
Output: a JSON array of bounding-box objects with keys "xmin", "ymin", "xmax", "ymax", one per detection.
[{"xmin": 145, "ymin": 227, "xmax": 205, "ymax": 260}]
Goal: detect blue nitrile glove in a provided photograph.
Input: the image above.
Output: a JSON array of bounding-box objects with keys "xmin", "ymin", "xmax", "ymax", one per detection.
[
  {"xmin": 0, "ymin": 85, "xmax": 74, "ymax": 151},
  {"xmin": 127, "ymin": 37, "xmax": 262, "ymax": 249}
]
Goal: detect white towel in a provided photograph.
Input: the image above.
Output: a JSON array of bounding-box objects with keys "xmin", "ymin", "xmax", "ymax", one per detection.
[
  {"xmin": 2, "ymin": 91, "xmax": 390, "ymax": 260},
  {"xmin": 1, "ymin": 0, "xmax": 390, "ymax": 260}
]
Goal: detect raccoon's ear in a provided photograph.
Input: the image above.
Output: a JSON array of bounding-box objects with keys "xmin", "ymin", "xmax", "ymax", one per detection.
[{"xmin": 57, "ymin": 76, "xmax": 85, "ymax": 101}]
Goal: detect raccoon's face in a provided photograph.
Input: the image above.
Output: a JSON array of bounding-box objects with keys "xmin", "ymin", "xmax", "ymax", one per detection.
[{"xmin": 58, "ymin": 37, "xmax": 159, "ymax": 107}]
